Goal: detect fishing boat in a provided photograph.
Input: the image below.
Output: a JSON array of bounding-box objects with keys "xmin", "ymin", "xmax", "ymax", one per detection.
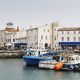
[
  {"xmin": 39, "ymin": 60, "xmax": 57, "ymax": 69},
  {"xmin": 39, "ymin": 55, "xmax": 65, "ymax": 69},
  {"xmin": 61, "ymin": 54, "xmax": 80, "ymax": 71},
  {"xmin": 23, "ymin": 49, "xmax": 52, "ymax": 66}
]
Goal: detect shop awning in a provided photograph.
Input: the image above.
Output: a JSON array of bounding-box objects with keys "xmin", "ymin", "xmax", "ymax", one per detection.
[{"xmin": 59, "ymin": 42, "xmax": 80, "ymax": 45}]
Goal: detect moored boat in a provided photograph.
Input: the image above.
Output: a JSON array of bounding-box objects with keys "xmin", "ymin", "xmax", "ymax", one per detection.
[
  {"xmin": 39, "ymin": 55, "xmax": 65, "ymax": 69},
  {"xmin": 23, "ymin": 49, "xmax": 52, "ymax": 66},
  {"xmin": 39, "ymin": 60, "xmax": 57, "ymax": 69},
  {"xmin": 61, "ymin": 54, "xmax": 80, "ymax": 71}
]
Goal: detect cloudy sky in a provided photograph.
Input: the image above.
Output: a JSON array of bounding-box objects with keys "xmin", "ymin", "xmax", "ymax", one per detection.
[{"xmin": 0, "ymin": 0, "xmax": 80, "ymax": 29}]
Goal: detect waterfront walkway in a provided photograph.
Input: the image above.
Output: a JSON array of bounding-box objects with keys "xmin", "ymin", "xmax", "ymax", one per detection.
[{"xmin": 0, "ymin": 50, "xmax": 24, "ymax": 58}]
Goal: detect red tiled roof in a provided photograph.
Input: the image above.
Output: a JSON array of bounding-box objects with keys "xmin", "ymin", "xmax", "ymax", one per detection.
[{"xmin": 3, "ymin": 28, "xmax": 18, "ymax": 32}]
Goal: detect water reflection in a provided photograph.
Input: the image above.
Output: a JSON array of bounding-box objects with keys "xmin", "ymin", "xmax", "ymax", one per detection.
[
  {"xmin": 54, "ymin": 71, "xmax": 63, "ymax": 78},
  {"xmin": 0, "ymin": 59, "xmax": 80, "ymax": 80},
  {"xmin": 23, "ymin": 65, "xmax": 80, "ymax": 80}
]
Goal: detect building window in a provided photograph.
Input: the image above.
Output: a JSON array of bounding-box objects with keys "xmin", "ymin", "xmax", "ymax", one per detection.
[
  {"xmin": 48, "ymin": 29, "xmax": 49, "ymax": 32},
  {"xmin": 6, "ymin": 39, "xmax": 7, "ymax": 42},
  {"xmin": 62, "ymin": 31, "xmax": 64, "ymax": 34},
  {"xmin": 8, "ymin": 39, "xmax": 9, "ymax": 42},
  {"xmin": 67, "ymin": 31, "xmax": 69, "ymax": 34},
  {"xmin": 13, "ymin": 34, "xmax": 15, "ymax": 37},
  {"xmin": 78, "ymin": 37, "xmax": 80, "ymax": 41},
  {"xmin": 46, "ymin": 36, "xmax": 47, "ymax": 40},
  {"xmin": 10, "ymin": 39, "xmax": 11, "ymax": 42},
  {"xmin": 13, "ymin": 39, "xmax": 15, "ymax": 42},
  {"xmin": 74, "ymin": 31, "xmax": 76, "ymax": 34},
  {"xmin": 41, "ymin": 35, "xmax": 43, "ymax": 40},
  {"xmin": 74, "ymin": 37, "xmax": 76, "ymax": 41},
  {"xmin": 54, "ymin": 37, "xmax": 56, "ymax": 40},
  {"xmin": 67, "ymin": 37, "xmax": 69, "ymax": 41},
  {"xmin": 41, "ymin": 43, "xmax": 43, "ymax": 45},
  {"xmin": 78, "ymin": 31, "xmax": 80, "ymax": 34},
  {"xmin": 61, "ymin": 37, "xmax": 64, "ymax": 41},
  {"xmin": 1, "ymin": 38, "xmax": 3, "ymax": 42}
]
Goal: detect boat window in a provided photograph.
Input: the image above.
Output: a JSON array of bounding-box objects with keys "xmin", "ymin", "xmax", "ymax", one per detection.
[
  {"xmin": 61, "ymin": 57, "xmax": 64, "ymax": 60},
  {"xmin": 52, "ymin": 56, "xmax": 60, "ymax": 62},
  {"xmin": 52, "ymin": 56, "xmax": 56, "ymax": 60},
  {"xmin": 29, "ymin": 52, "xmax": 31, "ymax": 56},
  {"xmin": 38, "ymin": 51, "xmax": 40, "ymax": 56},
  {"xmin": 56, "ymin": 56, "xmax": 60, "ymax": 62}
]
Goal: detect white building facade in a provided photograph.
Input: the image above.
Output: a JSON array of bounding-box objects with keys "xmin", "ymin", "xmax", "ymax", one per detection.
[
  {"xmin": 0, "ymin": 30, "xmax": 6, "ymax": 48},
  {"xmin": 15, "ymin": 30, "xmax": 27, "ymax": 49},
  {"xmin": 0, "ymin": 21, "xmax": 62, "ymax": 50},
  {"xmin": 3, "ymin": 22, "xmax": 19, "ymax": 48},
  {"xmin": 38, "ymin": 24, "xmax": 52, "ymax": 49},
  {"xmin": 38, "ymin": 21, "xmax": 61, "ymax": 50},
  {"xmin": 16, "ymin": 30, "xmax": 27, "ymax": 43},
  {"xmin": 5, "ymin": 31, "xmax": 16, "ymax": 48},
  {"xmin": 26, "ymin": 28, "xmax": 38, "ymax": 49},
  {"xmin": 57, "ymin": 27, "xmax": 80, "ymax": 50},
  {"xmin": 51, "ymin": 21, "xmax": 61, "ymax": 49}
]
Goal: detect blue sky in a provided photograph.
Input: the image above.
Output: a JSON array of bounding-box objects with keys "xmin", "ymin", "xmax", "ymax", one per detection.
[{"xmin": 0, "ymin": 0, "xmax": 80, "ymax": 29}]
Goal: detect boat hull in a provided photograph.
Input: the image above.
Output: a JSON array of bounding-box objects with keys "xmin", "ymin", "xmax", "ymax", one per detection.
[
  {"xmin": 62, "ymin": 63, "xmax": 80, "ymax": 71},
  {"xmin": 39, "ymin": 60, "xmax": 57, "ymax": 69},
  {"xmin": 23, "ymin": 56, "xmax": 52, "ymax": 66}
]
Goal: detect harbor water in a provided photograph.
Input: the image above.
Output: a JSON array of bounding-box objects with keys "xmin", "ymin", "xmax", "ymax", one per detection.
[{"xmin": 0, "ymin": 59, "xmax": 80, "ymax": 80}]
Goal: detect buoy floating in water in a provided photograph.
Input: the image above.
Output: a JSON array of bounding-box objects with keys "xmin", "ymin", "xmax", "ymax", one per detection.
[{"xmin": 54, "ymin": 62, "xmax": 64, "ymax": 70}]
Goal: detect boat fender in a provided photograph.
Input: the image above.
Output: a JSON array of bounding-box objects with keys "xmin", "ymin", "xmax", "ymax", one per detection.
[{"xmin": 54, "ymin": 62, "xmax": 64, "ymax": 70}]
